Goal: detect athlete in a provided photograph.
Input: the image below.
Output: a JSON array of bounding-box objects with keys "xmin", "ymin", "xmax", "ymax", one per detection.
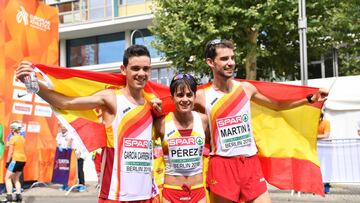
[
  {"xmin": 154, "ymin": 73, "xmax": 210, "ymax": 203},
  {"xmin": 16, "ymin": 45, "xmax": 161, "ymax": 203},
  {"xmin": 194, "ymin": 39, "xmax": 328, "ymax": 203}
]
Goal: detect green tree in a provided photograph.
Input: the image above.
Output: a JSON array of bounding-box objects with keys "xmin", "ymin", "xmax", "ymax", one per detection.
[
  {"xmin": 150, "ymin": 0, "xmax": 359, "ymax": 80},
  {"xmin": 329, "ymin": 1, "xmax": 360, "ymax": 76}
]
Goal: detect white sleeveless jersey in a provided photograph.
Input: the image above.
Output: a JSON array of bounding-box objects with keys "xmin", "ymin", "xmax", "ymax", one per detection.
[
  {"xmin": 100, "ymin": 90, "xmax": 155, "ymax": 201},
  {"xmin": 163, "ymin": 111, "xmax": 205, "ymax": 176},
  {"xmin": 204, "ymin": 80, "xmax": 257, "ymax": 157}
]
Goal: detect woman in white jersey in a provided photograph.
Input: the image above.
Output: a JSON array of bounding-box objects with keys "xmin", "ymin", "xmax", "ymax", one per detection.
[{"xmin": 154, "ymin": 73, "xmax": 210, "ymax": 203}]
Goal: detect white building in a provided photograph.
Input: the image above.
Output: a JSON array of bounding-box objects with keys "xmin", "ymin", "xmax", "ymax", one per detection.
[{"xmin": 44, "ymin": 0, "xmax": 174, "ymax": 85}]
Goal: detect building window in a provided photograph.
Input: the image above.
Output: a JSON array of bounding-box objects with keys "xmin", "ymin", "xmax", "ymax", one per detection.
[
  {"xmin": 89, "ymin": 0, "xmax": 112, "ymax": 20},
  {"xmin": 98, "ymin": 33, "xmax": 126, "ymax": 64},
  {"xmin": 67, "ymin": 32, "xmax": 125, "ymax": 67},
  {"xmin": 132, "ymin": 29, "xmax": 163, "ymax": 59},
  {"xmin": 126, "ymin": 0, "xmax": 146, "ymax": 4},
  {"xmin": 151, "ymin": 67, "xmax": 174, "ymax": 85}
]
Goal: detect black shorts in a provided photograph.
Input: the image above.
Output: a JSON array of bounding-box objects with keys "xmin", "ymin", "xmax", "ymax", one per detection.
[{"xmin": 7, "ymin": 161, "xmax": 26, "ymax": 173}]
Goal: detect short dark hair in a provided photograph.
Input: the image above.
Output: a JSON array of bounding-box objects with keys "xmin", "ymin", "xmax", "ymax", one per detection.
[
  {"xmin": 170, "ymin": 73, "xmax": 197, "ymax": 96},
  {"xmin": 123, "ymin": 45, "xmax": 151, "ymax": 67},
  {"xmin": 204, "ymin": 38, "xmax": 234, "ymax": 60}
]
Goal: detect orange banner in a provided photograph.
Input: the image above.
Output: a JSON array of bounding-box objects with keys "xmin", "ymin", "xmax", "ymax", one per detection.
[{"xmin": 0, "ymin": 0, "xmax": 60, "ymax": 183}]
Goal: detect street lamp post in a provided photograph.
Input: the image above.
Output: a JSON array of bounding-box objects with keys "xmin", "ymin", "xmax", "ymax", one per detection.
[
  {"xmin": 298, "ymin": 0, "xmax": 308, "ymax": 86},
  {"xmin": 130, "ymin": 29, "xmax": 145, "ymax": 46}
]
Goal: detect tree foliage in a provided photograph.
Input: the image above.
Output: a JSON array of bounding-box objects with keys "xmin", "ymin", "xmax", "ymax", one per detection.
[{"xmin": 149, "ymin": 0, "xmax": 359, "ymax": 80}]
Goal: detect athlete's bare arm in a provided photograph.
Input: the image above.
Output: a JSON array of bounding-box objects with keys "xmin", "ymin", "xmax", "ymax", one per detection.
[
  {"xmin": 199, "ymin": 113, "xmax": 210, "ymax": 145},
  {"xmin": 242, "ymin": 81, "xmax": 328, "ymax": 111},
  {"xmin": 317, "ymin": 132, "xmax": 330, "ymax": 139},
  {"xmin": 153, "ymin": 117, "xmax": 165, "ymax": 140},
  {"xmin": 16, "ymin": 61, "xmax": 117, "ymax": 124},
  {"xmin": 6, "ymin": 144, "xmax": 14, "ymax": 163},
  {"xmin": 194, "ymin": 89, "xmax": 206, "ymax": 114}
]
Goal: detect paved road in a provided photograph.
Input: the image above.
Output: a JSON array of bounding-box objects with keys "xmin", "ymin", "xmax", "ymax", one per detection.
[
  {"xmin": 269, "ymin": 184, "xmax": 360, "ymax": 203},
  {"xmin": 24, "ymin": 196, "xmax": 97, "ymax": 203},
  {"xmin": 2, "ymin": 182, "xmax": 360, "ymax": 203}
]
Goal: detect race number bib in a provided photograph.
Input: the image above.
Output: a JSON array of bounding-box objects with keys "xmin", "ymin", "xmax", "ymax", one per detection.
[
  {"xmin": 168, "ymin": 137, "xmax": 204, "ymax": 170},
  {"xmin": 216, "ymin": 114, "xmax": 252, "ymax": 150},
  {"xmin": 123, "ymin": 138, "xmax": 152, "ymax": 174}
]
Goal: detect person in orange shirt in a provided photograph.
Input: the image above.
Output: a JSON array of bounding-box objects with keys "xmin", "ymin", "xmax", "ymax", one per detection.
[
  {"xmin": 317, "ymin": 113, "xmax": 330, "ymax": 139},
  {"xmin": 317, "ymin": 113, "xmax": 331, "ymax": 194},
  {"xmin": 4, "ymin": 121, "xmax": 27, "ymax": 202}
]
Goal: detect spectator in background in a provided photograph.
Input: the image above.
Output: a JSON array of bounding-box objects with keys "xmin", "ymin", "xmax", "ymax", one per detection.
[
  {"xmin": 317, "ymin": 112, "xmax": 331, "ymax": 194},
  {"xmin": 6, "ymin": 123, "xmax": 25, "ymax": 143},
  {"xmin": 75, "ymin": 148, "xmax": 87, "ymax": 192},
  {"xmin": 357, "ymin": 120, "xmax": 360, "ymax": 136},
  {"xmin": 4, "ymin": 121, "xmax": 27, "ymax": 202},
  {"xmin": 5, "ymin": 121, "xmax": 26, "ymax": 193},
  {"xmin": 56, "ymin": 122, "xmax": 73, "ymax": 151},
  {"xmin": 317, "ymin": 113, "xmax": 330, "ymax": 139},
  {"xmin": 56, "ymin": 122, "xmax": 73, "ymax": 191}
]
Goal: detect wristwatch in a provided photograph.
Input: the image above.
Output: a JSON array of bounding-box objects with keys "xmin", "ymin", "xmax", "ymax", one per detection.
[{"xmin": 306, "ymin": 94, "xmax": 315, "ymax": 103}]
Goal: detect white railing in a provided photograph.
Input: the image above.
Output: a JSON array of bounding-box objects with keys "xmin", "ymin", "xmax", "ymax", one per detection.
[{"xmin": 56, "ymin": 0, "xmax": 153, "ymax": 24}]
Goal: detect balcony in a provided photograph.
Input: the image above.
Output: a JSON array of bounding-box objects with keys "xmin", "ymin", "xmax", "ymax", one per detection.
[{"xmin": 51, "ymin": 0, "xmax": 153, "ymax": 25}]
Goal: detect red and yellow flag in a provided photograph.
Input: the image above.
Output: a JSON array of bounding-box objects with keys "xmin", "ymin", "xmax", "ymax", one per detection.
[
  {"xmin": 246, "ymin": 80, "xmax": 324, "ymax": 196},
  {"xmin": 35, "ymin": 64, "xmax": 324, "ymax": 196}
]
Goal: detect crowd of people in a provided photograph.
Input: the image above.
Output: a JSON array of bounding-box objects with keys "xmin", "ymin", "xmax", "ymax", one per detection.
[{"xmin": 14, "ymin": 39, "xmax": 328, "ymax": 203}]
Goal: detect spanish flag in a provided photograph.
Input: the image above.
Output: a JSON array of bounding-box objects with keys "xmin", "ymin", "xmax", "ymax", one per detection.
[
  {"xmin": 246, "ymin": 80, "xmax": 324, "ymax": 196},
  {"xmin": 35, "ymin": 64, "xmax": 324, "ymax": 196}
]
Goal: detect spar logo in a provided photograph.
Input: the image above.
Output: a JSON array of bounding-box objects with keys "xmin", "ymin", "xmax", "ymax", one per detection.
[
  {"xmin": 16, "ymin": 6, "xmax": 29, "ymax": 25},
  {"xmin": 168, "ymin": 137, "xmax": 195, "ymax": 146},
  {"xmin": 124, "ymin": 138, "xmax": 150, "ymax": 149},
  {"xmin": 16, "ymin": 6, "xmax": 51, "ymax": 31},
  {"xmin": 217, "ymin": 114, "xmax": 249, "ymax": 128}
]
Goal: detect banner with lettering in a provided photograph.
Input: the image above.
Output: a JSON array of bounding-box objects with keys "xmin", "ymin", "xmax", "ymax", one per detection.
[
  {"xmin": 51, "ymin": 148, "xmax": 72, "ymax": 185},
  {"xmin": 0, "ymin": 0, "xmax": 59, "ymax": 183}
]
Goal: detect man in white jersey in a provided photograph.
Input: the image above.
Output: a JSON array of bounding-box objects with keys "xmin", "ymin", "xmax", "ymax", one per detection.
[
  {"xmin": 194, "ymin": 39, "xmax": 328, "ymax": 203},
  {"xmin": 16, "ymin": 45, "xmax": 161, "ymax": 203}
]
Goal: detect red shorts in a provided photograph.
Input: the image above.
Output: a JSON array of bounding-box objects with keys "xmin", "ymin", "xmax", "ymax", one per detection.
[
  {"xmin": 98, "ymin": 195, "xmax": 160, "ymax": 203},
  {"xmin": 162, "ymin": 184, "xmax": 206, "ymax": 203},
  {"xmin": 206, "ymin": 155, "xmax": 267, "ymax": 202}
]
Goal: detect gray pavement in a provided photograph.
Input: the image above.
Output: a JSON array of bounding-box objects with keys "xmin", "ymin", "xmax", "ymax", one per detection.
[
  {"xmin": 4, "ymin": 182, "xmax": 360, "ymax": 202},
  {"xmin": 21, "ymin": 182, "xmax": 98, "ymax": 203},
  {"xmin": 269, "ymin": 184, "xmax": 360, "ymax": 203}
]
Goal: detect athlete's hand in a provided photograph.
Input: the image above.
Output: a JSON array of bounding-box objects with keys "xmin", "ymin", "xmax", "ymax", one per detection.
[
  {"xmin": 16, "ymin": 61, "xmax": 34, "ymax": 83},
  {"xmin": 312, "ymin": 88, "xmax": 329, "ymax": 102},
  {"xmin": 150, "ymin": 97, "xmax": 162, "ymax": 112}
]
